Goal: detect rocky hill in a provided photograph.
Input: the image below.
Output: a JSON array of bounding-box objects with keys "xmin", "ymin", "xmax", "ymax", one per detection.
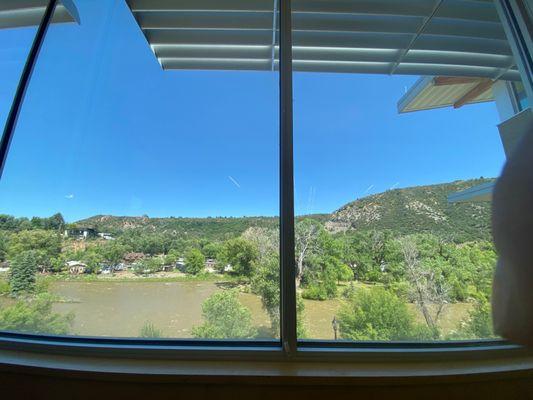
[
  {"xmin": 77, "ymin": 178, "xmax": 493, "ymax": 242},
  {"xmin": 326, "ymin": 178, "xmax": 493, "ymax": 241}
]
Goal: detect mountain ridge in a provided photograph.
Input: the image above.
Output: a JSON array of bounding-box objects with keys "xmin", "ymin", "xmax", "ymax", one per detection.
[{"xmin": 76, "ymin": 178, "xmax": 493, "ymax": 242}]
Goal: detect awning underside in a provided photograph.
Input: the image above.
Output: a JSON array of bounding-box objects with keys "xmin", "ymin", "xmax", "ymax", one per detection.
[
  {"xmin": 0, "ymin": 1, "xmax": 78, "ymax": 30},
  {"xmin": 397, "ymin": 76, "xmax": 495, "ymax": 113},
  {"xmin": 127, "ymin": 0, "xmax": 520, "ymax": 79}
]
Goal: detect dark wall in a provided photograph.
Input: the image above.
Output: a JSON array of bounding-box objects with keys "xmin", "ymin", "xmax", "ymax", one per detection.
[{"xmin": 2, "ymin": 369, "xmax": 533, "ymax": 400}]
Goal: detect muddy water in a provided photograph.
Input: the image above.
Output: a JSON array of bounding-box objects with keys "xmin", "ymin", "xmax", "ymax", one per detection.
[{"xmin": 50, "ymin": 281, "xmax": 468, "ymax": 339}]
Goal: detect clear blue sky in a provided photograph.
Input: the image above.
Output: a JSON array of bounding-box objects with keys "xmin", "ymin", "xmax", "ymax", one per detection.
[{"xmin": 0, "ymin": 1, "xmax": 505, "ymax": 222}]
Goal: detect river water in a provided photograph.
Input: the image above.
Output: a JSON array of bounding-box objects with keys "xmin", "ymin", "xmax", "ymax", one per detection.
[
  {"xmin": 51, "ymin": 281, "xmax": 340, "ymax": 339},
  {"xmin": 50, "ymin": 281, "xmax": 469, "ymax": 339}
]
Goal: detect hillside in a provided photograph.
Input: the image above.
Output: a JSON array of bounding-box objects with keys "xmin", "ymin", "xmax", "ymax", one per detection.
[
  {"xmin": 76, "ymin": 214, "xmax": 330, "ymax": 241},
  {"xmin": 76, "ymin": 178, "xmax": 493, "ymax": 242},
  {"xmin": 327, "ymin": 178, "xmax": 493, "ymax": 241}
]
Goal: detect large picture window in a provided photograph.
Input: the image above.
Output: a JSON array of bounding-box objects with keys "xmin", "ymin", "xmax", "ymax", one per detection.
[
  {"xmin": 0, "ymin": 0, "xmax": 280, "ymax": 341},
  {"xmin": 0, "ymin": 0, "xmax": 531, "ymax": 355}
]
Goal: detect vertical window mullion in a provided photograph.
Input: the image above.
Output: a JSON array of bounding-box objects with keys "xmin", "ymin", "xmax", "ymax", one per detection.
[
  {"xmin": 279, "ymin": 0, "xmax": 297, "ymax": 355},
  {"xmin": 0, "ymin": 0, "xmax": 58, "ymax": 178}
]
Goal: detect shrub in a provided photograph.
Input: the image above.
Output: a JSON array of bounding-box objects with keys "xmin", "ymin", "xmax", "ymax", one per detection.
[
  {"xmin": 0, "ymin": 293, "xmax": 73, "ymax": 334},
  {"xmin": 338, "ymin": 287, "xmax": 426, "ymax": 341},
  {"xmin": 302, "ymin": 284, "xmax": 328, "ymax": 301},
  {"xmin": 139, "ymin": 321, "xmax": 163, "ymax": 338},
  {"xmin": 192, "ymin": 290, "xmax": 256, "ymax": 339}
]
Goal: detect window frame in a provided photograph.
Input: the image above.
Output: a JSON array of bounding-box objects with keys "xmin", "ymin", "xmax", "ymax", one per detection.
[{"xmin": 0, "ymin": 0, "xmax": 532, "ymax": 367}]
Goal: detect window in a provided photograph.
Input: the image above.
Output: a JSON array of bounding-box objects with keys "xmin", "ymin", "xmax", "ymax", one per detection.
[
  {"xmin": 0, "ymin": 0, "xmax": 280, "ymax": 341},
  {"xmin": 0, "ymin": 5, "xmax": 46, "ymax": 136},
  {"xmin": 0, "ymin": 0, "xmax": 531, "ymax": 356},
  {"xmin": 512, "ymin": 80, "xmax": 529, "ymax": 111}
]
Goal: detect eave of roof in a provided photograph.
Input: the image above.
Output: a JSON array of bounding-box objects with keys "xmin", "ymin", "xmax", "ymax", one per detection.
[
  {"xmin": 125, "ymin": 0, "xmax": 519, "ymax": 78},
  {"xmin": 0, "ymin": 0, "xmax": 79, "ymax": 30}
]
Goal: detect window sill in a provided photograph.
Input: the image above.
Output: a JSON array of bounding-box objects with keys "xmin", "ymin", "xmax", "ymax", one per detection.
[{"xmin": 1, "ymin": 334, "xmax": 533, "ymax": 385}]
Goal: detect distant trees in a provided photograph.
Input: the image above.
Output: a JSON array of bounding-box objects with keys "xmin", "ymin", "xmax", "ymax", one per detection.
[
  {"xmin": 7, "ymin": 229, "xmax": 62, "ymax": 265},
  {"xmin": 185, "ymin": 248, "xmax": 204, "ymax": 275},
  {"xmin": 133, "ymin": 257, "xmax": 164, "ymax": 275},
  {"xmin": 0, "ymin": 213, "xmax": 65, "ymax": 232},
  {"xmin": 220, "ymin": 238, "xmax": 258, "ymax": 277},
  {"xmin": 9, "ymin": 251, "xmax": 38, "ymax": 295},
  {"xmin": 192, "ymin": 290, "xmax": 256, "ymax": 339}
]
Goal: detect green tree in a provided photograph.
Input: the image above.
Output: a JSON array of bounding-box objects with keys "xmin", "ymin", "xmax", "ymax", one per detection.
[
  {"xmin": 301, "ymin": 255, "xmax": 340, "ymax": 300},
  {"xmin": 7, "ymin": 229, "xmax": 62, "ymax": 271},
  {"xmin": 251, "ymin": 255, "xmax": 280, "ymax": 331},
  {"xmin": 201, "ymin": 242, "xmax": 222, "ymax": 259},
  {"xmin": 9, "ymin": 250, "xmax": 38, "ymax": 295},
  {"xmin": 0, "ymin": 293, "xmax": 73, "ymax": 334},
  {"xmin": 163, "ymin": 248, "xmax": 180, "ymax": 266},
  {"xmin": 221, "ymin": 238, "xmax": 258, "ymax": 277},
  {"xmin": 192, "ymin": 290, "xmax": 256, "ymax": 339},
  {"xmin": 251, "ymin": 254, "xmax": 307, "ymax": 337},
  {"xmin": 338, "ymin": 287, "xmax": 432, "ymax": 341},
  {"xmin": 185, "ymin": 248, "xmax": 204, "ymax": 275},
  {"xmin": 133, "ymin": 257, "xmax": 164, "ymax": 275},
  {"xmin": 99, "ymin": 241, "xmax": 129, "ymax": 266}
]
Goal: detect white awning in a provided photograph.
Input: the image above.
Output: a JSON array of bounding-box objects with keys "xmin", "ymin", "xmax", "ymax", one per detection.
[
  {"xmin": 0, "ymin": 0, "xmax": 79, "ymax": 30},
  {"xmin": 126, "ymin": 0, "xmax": 520, "ymax": 79},
  {"xmin": 397, "ymin": 76, "xmax": 495, "ymax": 113}
]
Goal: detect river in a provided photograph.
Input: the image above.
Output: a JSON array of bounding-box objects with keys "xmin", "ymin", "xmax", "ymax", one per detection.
[
  {"xmin": 50, "ymin": 281, "xmax": 470, "ymax": 339},
  {"xmin": 51, "ymin": 280, "xmax": 340, "ymax": 339}
]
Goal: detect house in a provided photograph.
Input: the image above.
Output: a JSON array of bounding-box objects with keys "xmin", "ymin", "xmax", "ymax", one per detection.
[
  {"xmin": 66, "ymin": 261, "xmax": 87, "ymax": 275},
  {"xmin": 0, "ymin": 261, "xmax": 9, "ymax": 273},
  {"xmin": 175, "ymin": 258, "xmax": 186, "ymax": 272},
  {"xmin": 204, "ymin": 259, "xmax": 217, "ymax": 273},
  {"xmin": 97, "ymin": 232, "xmax": 114, "ymax": 240},
  {"xmin": 123, "ymin": 252, "xmax": 145, "ymax": 264},
  {"xmin": 64, "ymin": 227, "xmax": 98, "ymax": 240}
]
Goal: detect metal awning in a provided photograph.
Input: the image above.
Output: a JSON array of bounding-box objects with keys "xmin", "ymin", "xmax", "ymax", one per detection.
[
  {"xmin": 397, "ymin": 75, "xmax": 495, "ymax": 113},
  {"xmin": 126, "ymin": 0, "xmax": 520, "ymax": 79},
  {"xmin": 0, "ymin": 0, "xmax": 79, "ymax": 30}
]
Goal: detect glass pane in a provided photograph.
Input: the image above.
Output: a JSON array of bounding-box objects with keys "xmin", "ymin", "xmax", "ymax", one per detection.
[
  {"xmin": 0, "ymin": 5, "xmax": 45, "ymax": 136},
  {"xmin": 292, "ymin": 1, "xmax": 521, "ymax": 341},
  {"xmin": 0, "ymin": 0, "xmax": 280, "ymax": 340}
]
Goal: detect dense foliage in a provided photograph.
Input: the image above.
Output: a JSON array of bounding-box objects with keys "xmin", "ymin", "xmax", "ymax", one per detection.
[{"xmin": 0, "ymin": 293, "xmax": 73, "ymax": 334}]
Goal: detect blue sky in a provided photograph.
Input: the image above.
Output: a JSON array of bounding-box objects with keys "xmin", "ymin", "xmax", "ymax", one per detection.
[{"xmin": 0, "ymin": 1, "xmax": 505, "ymax": 222}]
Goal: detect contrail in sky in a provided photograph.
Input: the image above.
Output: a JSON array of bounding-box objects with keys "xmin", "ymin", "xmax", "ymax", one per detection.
[
  {"xmin": 390, "ymin": 182, "xmax": 399, "ymax": 190},
  {"xmin": 363, "ymin": 184, "xmax": 374, "ymax": 194},
  {"xmin": 228, "ymin": 176, "xmax": 241, "ymax": 188}
]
